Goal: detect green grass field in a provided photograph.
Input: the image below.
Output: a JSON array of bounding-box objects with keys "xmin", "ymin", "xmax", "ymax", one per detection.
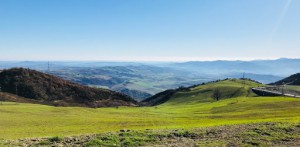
[
  {"xmin": 1, "ymin": 79, "xmax": 300, "ymax": 140},
  {"xmin": 286, "ymin": 85, "xmax": 300, "ymax": 92}
]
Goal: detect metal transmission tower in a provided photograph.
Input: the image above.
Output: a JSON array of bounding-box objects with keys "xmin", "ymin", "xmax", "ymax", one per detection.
[
  {"xmin": 242, "ymin": 72, "xmax": 246, "ymax": 87},
  {"xmin": 48, "ymin": 61, "xmax": 50, "ymax": 72},
  {"xmin": 47, "ymin": 61, "xmax": 53, "ymax": 88}
]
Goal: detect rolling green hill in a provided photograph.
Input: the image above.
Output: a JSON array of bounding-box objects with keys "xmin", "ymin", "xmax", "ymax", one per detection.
[
  {"xmin": 1, "ymin": 79, "xmax": 300, "ymax": 142},
  {"xmin": 142, "ymin": 79, "xmax": 262, "ymax": 106}
]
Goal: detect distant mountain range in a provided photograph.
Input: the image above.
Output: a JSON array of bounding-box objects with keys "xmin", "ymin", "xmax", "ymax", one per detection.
[
  {"xmin": 0, "ymin": 68, "xmax": 137, "ymax": 107},
  {"xmin": 0, "ymin": 67, "xmax": 299, "ymax": 107},
  {"xmin": 167, "ymin": 58, "xmax": 300, "ymax": 76},
  {"xmin": 1, "ymin": 58, "xmax": 299, "ymax": 100},
  {"xmin": 1, "ymin": 58, "xmax": 299, "ymax": 77}
]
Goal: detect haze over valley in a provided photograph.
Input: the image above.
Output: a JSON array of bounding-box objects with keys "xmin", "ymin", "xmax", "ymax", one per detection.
[{"xmin": 1, "ymin": 58, "xmax": 298, "ymax": 100}]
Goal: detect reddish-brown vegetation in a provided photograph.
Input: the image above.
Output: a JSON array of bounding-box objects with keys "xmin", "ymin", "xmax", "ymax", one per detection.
[{"xmin": 0, "ymin": 68, "xmax": 137, "ymax": 107}]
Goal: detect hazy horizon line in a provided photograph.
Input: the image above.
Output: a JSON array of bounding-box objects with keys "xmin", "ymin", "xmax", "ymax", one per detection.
[{"xmin": 0, "ymin": 57, "xmax": 299, "ymax": 63}]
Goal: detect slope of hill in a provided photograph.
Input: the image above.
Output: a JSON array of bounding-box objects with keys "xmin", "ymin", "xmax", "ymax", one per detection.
[
  {"xmin": 271, "ymin": 73, "xmax": 300, "ymax": 85},
  {"xmin": 0, "ymin": 92, "xmax": 40, "ymax": 104},
  {"xmin": 1, "ymin": 78, "xmax": 300, "ymax": 142},
  {"xmin": 0, "ymin": 68, "xmax": 137, "ymax": 107},
  {"xmin": 1, "ymin": 95, "xmax": 300, "ymax": 140},
  {"xmin": 141, "ymin": 79, "xmax": 262, "ymax": 106},
  {"xmin": 140, "ymin": 89, "xmax": 177, "ymax": 106},
  {"xmin": 114, "ymin": 88, "xmax": 152, "ymax": 101}
]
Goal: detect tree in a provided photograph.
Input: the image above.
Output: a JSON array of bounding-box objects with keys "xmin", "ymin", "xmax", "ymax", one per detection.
[{"xmin": 212, "ymin": 89, "xmax": 221, "ymax": 101}]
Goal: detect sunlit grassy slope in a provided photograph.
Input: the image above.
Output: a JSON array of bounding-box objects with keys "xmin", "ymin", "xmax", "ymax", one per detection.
[
  {"xmin": 163, "ymin": 79, "xmax": 261, "ymax": 105},
  {"xmin": 0, "ymin": 79, "xmax": 300, "ymax": 139}
]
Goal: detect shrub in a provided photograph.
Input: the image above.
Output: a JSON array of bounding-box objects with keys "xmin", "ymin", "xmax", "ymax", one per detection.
[{"xmin": 49, "ymin": 136, "xmax": 63, "ymax": 142}]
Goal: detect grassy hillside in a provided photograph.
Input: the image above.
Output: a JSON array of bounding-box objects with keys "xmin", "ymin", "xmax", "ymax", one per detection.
[
  {"xmin": 142, "ymin": 79, "xmax": 262, "ymax": 106},
  {"xmin": 0, "ymin": 79, "xmax": 300, "ymax": 141},
  {"xmin": 1, "ymin": 86, "xmax": 300, "ymax": 141},
  {"xmin": 1, "ymin": 97, "xmax": 299, "ymax": 140}
]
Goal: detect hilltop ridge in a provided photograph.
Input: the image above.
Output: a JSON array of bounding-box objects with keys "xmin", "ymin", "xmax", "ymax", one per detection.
[
  {"xmin": 0, "ymin": 68, "xmax": 137, "ymax": 107},
  {"xmin": 141, "ymin": 79, "xmax": 262, "ymax": 106},
  {"xmin": 271, "ymin": 73, "xmax": 300, "ymax": 85}
]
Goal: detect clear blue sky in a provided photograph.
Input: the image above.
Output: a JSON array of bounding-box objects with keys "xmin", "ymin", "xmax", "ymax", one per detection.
[{"xmin": 0, "ymin": 0, "xmax": 299, "ymax": 61}]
